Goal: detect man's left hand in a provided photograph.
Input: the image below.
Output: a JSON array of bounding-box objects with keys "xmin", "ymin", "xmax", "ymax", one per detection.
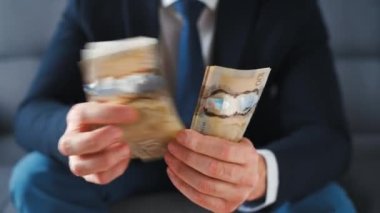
[{"xmin": 164, "ymin": 129, "xmax": 267, "ymax": 213}]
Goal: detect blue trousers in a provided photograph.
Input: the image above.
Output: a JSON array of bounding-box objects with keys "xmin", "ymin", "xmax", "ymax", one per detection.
[{"xmin": 10, "ymin": 152, "xmax": 356, "ymax": 213}]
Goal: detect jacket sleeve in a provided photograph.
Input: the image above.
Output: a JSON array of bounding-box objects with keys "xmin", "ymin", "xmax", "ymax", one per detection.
[
  {"xmin": 265, "ymin": 1, "xmax": 351, "ymax": 206},
  {"xmin": 15, "ymin": 0, "xmax": 86, "ymax": 164}
]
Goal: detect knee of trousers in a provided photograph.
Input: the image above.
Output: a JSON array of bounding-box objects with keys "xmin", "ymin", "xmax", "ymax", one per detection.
[
  {"xmin": 9, "ymin": 152, "xmax": 65, "ymax": 205},
  {"xmin": 319, "ymin": 183, "xmax": 356, "ymax": 212},
  {"xmin": 291, "ymin": 183, "xmax": 356, "ymax": 213}
]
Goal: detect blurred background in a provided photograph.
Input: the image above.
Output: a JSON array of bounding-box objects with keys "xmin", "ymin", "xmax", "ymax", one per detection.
[{"xmin": 0, "ymin": 0, "xmax": 379, "ymax": 212}]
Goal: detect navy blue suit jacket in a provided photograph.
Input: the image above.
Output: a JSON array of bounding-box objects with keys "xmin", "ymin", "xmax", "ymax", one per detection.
[{"xmin": 15, "ymin": 0, "xmax": 351, "ymax": 206}]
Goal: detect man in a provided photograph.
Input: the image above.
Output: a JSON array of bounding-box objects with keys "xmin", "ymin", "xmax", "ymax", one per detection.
[{"xmin": 10, "ymin": 0, "xmax": 355, "ymax": 212}]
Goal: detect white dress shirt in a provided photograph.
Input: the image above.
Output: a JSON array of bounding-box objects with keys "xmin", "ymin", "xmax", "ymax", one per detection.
[{"xmin": 159, "ymin": 0, "xmax": 279, "ymax": 211}]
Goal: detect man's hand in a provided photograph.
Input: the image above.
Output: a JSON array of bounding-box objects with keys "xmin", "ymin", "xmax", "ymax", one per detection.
[
  {"xmin": 165, "ymin": 130, "xmax": 267, "ymax": 213},
  {"xmin": 58, "ymin": 102, "xmax": 139, "ymax": 185}
]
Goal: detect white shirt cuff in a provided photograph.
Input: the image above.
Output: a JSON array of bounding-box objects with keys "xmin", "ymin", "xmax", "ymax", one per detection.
[{"xmin": 238, "ymin": 149, "xmax": 279, "ymax": 212}]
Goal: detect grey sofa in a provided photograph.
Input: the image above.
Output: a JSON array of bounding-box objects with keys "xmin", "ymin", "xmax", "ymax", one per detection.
[
  {"xmin": 319, "ymin": 1, "xmax": 380, "ymax": 212},
  {"xmin": 0, "ymin": 0, "xmax": 379, "ymax": 212}
]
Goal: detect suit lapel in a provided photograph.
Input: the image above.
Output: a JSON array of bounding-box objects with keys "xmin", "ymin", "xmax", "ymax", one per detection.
[
  {"xmin": 212, "ymin": 0, "xmax": 259, "ymax": 68},
  {"xmin": 123, "ymin": 0, "xmax": 160, "ymax": 38}
]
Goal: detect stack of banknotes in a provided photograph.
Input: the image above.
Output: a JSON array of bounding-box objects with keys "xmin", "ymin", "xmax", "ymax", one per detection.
[{"xmin": 81, "ymin": 37, "xmax": 271, "ymax": 161}]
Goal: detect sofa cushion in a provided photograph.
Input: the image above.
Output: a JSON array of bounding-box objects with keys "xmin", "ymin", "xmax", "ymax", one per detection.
[
  {"xmin": 342, "ymin": 134, "xmax": 380, "ymax": 213},
  {"xmin": 0, "ymin": 57, "xmax": 39, "ymax": 132},
  {"xmin": 335, "ymin": 58, "xmax": 380, "ymax": 134},
  {"xmin": 0, "ymin": 135, "xmax": 25, "ymax": 165},
  {"xmin": 0, "ymin": 0, "xmax": 66, "ymax": 58},
  {"xmin": 0, "ymin": 166, "xmax": 14, "ymax": 213},
  {"xmin": 319, "ymin": 0, "xmax": 380, "ymax": 57},
  {"xmin": 0, "ymin": 135, "xmax": 24, "ymax": 213}
]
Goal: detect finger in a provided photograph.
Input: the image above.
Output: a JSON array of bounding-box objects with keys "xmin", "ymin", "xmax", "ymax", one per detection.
[
  {"xmin": 175, "ymin": 130, "xmax": 254, "ymax": 164},
  {"xmin": 167, "ymin": 168, "xmax": 236, "ymax": 213},
  {"xmin": 167, "ymin": 142, "xmax": 253, "ymax": 185},
  {"xmin": 165, "ymin": 153, "xmax": 250, "ymax": 202},
  {"xmin": 83, "ymin": 158, "xmax": 130, "ymax": 185},
  {"xmin": 59, "ymin": 125, "xmax": 124, "ymax": 156},
  {"xmin": 69, "ymin": 142, "xmax": 130, "ymax": 176},
  {"xmin": 66, "ymin": 102, "xmax": 139, "ymax": 131}
]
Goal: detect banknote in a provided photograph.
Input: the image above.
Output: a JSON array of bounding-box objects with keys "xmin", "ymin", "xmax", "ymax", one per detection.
[
  {"xmin": 81, "ymin": 37, "xmax": 184, "ymax": 161},
  {"xmin": 191, "ymin": 66, "xmax": 271, "ymax": 142}
]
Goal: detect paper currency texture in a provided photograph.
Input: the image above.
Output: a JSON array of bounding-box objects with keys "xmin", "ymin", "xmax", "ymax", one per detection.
[
  {"xmin": 81, "ymin": 37, "xmax": 184, "ymax": 161},
  {"xmin": 191, "ymin": 66, "xmax": 271, "ymax": 142}
]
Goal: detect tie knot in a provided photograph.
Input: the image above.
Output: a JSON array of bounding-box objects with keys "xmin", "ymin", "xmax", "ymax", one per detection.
[{"xmin": 174, "ymin": 0, "xmax": 205, "ymax": 24}]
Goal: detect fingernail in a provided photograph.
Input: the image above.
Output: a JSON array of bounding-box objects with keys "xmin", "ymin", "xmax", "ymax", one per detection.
[
  {"xmin": 59, "ymin": 139, "xmax": 71, "ymax": 156},
  {"xmin": 164, "ymin": 154, "xmax": 170, "ymax": 165},
  {"xmin": 176, "ymin": 131, "xmax": 187, "ymax": 143},
  {"xmin": 167, "ymin": 168, "xmax": 173, "ymax": 177},
  {"xmin": 83, "ymin": 175, "xmax": 96, "ymax": 183}
]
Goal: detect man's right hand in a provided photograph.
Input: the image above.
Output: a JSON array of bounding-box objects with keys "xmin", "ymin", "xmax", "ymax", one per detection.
[{"xmin": 58, "ymin": 102, "xmax": 139, "ymax": 185}]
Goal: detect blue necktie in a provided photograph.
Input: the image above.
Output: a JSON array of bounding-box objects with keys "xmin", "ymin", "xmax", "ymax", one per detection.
[{"xmin": 174, "ymin": 0, "xmax": 205, "ymax": 127}]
